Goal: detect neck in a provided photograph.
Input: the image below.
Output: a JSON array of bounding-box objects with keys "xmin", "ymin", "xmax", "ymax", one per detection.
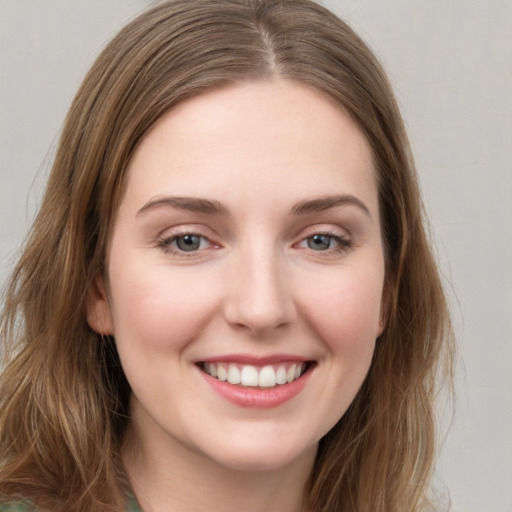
[{"xmin": 122, "ymin": 416, "xmax": 316, "ymax": 512}]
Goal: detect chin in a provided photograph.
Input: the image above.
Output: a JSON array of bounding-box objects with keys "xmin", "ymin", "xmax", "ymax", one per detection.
[{"xmin": 198, "ymin": 436, "xmax": 318, "ymax": 474}]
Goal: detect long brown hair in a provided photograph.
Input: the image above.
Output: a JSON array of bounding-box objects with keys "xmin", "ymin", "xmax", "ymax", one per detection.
[{"xmin": 0, "ymin": 1, "xmax": 453, "ymax": 510}]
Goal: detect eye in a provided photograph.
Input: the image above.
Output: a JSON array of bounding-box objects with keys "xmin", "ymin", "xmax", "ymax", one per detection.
[
  {"xmin": 307, "ymin": 234, "xmax": 335, "ymax": 251},
  {"xmin": 174, "ymin": 234, "xmax": 204, "ymax": 252},
  {"xmin": 159, "ymin": 233, "xmax": 212, "ymax": 254},
  {"xmin": 297, "ymin": 232, "xmax": 351, "ymax": 252}
]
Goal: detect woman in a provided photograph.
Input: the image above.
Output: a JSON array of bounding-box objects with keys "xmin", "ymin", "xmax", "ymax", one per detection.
[{"xmin": 0, "ymin": 0, "xmax": 453, "ymax": 511}]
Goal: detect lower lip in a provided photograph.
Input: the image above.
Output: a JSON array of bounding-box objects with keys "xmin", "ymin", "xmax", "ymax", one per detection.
[{"xmin": 198, "ymin": 367, "xmax": 312, "ymax": 408}]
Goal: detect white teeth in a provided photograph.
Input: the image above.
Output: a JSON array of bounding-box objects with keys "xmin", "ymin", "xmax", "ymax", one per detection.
[
  {"xmin": 227, "ymin": 364, "xmax": 241, "ymax": 384},
  {"xmin": 276, "ymin": 365, "xmax": 287, "ymax": 385},
  {"xmin": 240, "ymin": 365, "xmax": 259, "ymax": 386},
  {"xmin": 217, "ymin": 364, "xmax": 227, "ymax": 382},
  {"xmin": 203, "ymin": 362, "xmax": 307, "ymax": 388},
  {"xmin": 258, "ymin": 365, "xmax": 276, "ymax": 387},
  {"xmin": 286, "ymin": 364, "xmax": 296, "ymax": 383}
]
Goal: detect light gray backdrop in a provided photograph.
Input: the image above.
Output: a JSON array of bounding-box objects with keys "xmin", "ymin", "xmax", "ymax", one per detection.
[{"xmin": 1, "ymin": 1, "xmax": 511, "ymax": 511}]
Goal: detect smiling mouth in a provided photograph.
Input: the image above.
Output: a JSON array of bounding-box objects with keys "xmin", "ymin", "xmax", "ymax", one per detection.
[{"xmin": 199, "ymin": 361, "xmax": 313, "ymax": 389}]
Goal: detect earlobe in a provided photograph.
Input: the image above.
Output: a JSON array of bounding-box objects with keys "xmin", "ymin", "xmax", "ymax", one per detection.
[
  {"xmin": 377, "ymin": 313, "xmax": 385, "ymax": 338},
  {"xmin": 86, "ymin": 275, "xmax": 114, "ymax": 335},
  {"xmin": 377, "ymin": 294, "xmax": 388, "ymax": 338}
]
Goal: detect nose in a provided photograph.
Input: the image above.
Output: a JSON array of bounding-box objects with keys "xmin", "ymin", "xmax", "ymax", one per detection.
[{"xmin": 223, "ymin": 248, "xmax": 296, "ymax": 335}]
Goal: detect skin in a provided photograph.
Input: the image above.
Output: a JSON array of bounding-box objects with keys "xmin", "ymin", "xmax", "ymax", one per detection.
[{"xmin": 88, "ymin": 79, "xmax": 385, "ymax": 512}]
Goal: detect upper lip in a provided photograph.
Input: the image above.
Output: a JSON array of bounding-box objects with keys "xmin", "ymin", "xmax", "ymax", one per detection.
[{"xmin": 195, "ymin": 354, "xmax": 313, "ymax": 365}]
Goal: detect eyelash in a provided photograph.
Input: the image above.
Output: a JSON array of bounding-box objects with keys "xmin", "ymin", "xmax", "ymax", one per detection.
[
  {"xmin": 157, "ymin": 233, "xmax": 213, "ymax": 255},
  {"xmin": 297, "ymin": 232, "xmax": 352, "ymax": 253},
  {"xmin": 157, "ymin": 230, "xmax": 352, "ymax": 256}
]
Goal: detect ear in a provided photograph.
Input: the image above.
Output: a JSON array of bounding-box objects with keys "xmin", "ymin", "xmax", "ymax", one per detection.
[
  {"xmin": 376, "ymin": 311, "xmax": 385, "ymax": 338},
  {"xmin": 86, "ymin": 275, "xmax": 114, "ymax": 335},
  {"xmin": 377, "ymin": 287, "xmax": 389, "ymax": 338}
]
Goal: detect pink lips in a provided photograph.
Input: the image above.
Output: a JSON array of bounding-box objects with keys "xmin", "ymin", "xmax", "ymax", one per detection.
[
  {"xmin": 200, "ymin": 354, "xmax": 309, "ymax": 365},
  {"xmin": 196, "ymin": 354, "xmax": 314, "ymax": 408}
]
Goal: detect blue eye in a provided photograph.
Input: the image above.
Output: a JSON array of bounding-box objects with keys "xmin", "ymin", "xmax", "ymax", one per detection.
[
  {"xmin": 298, "ymin": 232, "xmax": 351, "ymax": 253},
  {"xmin": 307, "ymin": 234, "xmax": 334, "ymax": 251},
  {"xmin": 174, "ymin": 234, "xmax": 202, "ymax": 252},
  {"xmin": 159, "ymin": 233, "xmax": 211, "ymax": 254}
]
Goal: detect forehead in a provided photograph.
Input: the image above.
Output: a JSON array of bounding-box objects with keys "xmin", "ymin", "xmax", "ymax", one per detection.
[{"xmin": 122, "ymin": 79, "xmax": 377, "ymax": 212}]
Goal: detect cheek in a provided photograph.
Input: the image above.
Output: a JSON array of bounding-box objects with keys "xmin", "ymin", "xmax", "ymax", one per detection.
[
  {"xmin": 289, "ymin": 269, "xmax": 383, "ymax": 440},
  {"xmin": 107, "ymin": 261, "xmax": 216, "ymax": 352},
  {"xmin": 298, "ymin": 263, "xmax": 384, "ymax": 363}
]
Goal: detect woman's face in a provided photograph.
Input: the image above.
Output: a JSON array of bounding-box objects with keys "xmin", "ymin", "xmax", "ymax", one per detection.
[{"xmin": 88, "ymin": 80, "xmax": 385, "ymax": 472}]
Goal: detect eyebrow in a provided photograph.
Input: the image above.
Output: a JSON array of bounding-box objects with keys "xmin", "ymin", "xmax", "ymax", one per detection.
[
  {"xmin": 290, "ymin": 195, "xmax": 371, "ymax": 218},
  {"xmin": 136, "ymin": 196, "xmax": 230, "ymax": 216},
  {"xmin": 136, "ymin": 194, "xmax": 371, "ymax": 218}
]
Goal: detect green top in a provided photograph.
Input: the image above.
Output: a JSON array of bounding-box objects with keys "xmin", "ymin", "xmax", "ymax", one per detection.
[
  {"xmin": 0, "ymin": 495, "xmax": 141, "ymax": 511},
  {"xmin": 0, "ymin": 502, "xmax": 32, "ymax": 512},
  {"xmin": 127, "ymin": 494, "xmax": 142, "ymax": 512}
]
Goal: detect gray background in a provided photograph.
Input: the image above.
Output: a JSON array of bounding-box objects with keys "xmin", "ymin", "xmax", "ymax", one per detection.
[{"xmin": 1, "ymin": 1, "xmax": 511, "ymax": 510}]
